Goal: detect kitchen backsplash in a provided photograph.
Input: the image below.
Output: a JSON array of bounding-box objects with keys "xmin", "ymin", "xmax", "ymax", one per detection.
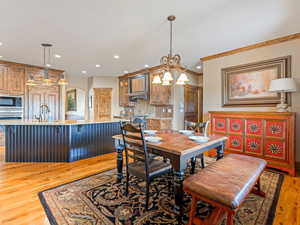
[{"xmin": 123, "ymin": 99, "xmax": 173, "ymax": 118}]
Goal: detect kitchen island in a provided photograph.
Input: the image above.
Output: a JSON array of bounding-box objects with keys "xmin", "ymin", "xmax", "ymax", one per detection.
[{"xmin": 0, "ymin": 120, "xmax": 123, "ymax": 162}]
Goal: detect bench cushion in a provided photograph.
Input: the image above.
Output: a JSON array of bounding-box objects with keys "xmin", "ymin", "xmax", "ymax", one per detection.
[{"xmin": 183, "ymin": 154, "xmax": 267, "ymax": 209}]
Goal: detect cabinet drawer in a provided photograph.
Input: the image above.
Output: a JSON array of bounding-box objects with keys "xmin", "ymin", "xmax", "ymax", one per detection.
[
  {"xmin": 265, "ymin": 120, "xmax": 286, "ymax": 138},
  {"xmin": 245, "ymin": 137, "xmax": 263, "ymax": 156},
  {"xmin": 212, "ymin": 117, "xmax": 227, "ymax": 133},
  {"xmin": 246, "ymin": 119, "xmax": 263, "ymax": 136},
  {"xmin": 264, "ymin": 139, "xmax": 286, "ymax": 160},
  {"xmin": 229, "ymin": 118, "xmax": 243, "ymax": 134},
  {"xmin": 228, "ymin": 135, "xmax": 243, "ymax": 152}
]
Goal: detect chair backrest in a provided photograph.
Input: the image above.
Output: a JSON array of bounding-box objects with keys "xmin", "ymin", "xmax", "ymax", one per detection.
[
  {"xmin": 185, "ymin": 121, "xmax": 198, "ymax": 131},
  {"xmin": 120, "ymin": 122, "xmax": 150, "ymax": 175},
  {"xmin": 132, "ymin": 117, "xmax": 147, "ymax": 129},
  {"xmin": 185, "ymin": 120, "xmax": 210, "ymax": 135}
]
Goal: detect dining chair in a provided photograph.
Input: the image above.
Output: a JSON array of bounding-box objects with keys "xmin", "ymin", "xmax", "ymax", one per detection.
[
  {"xmin": 184, "ymin": 120, "xmax": 210, "ymax": 171},
  {"xmin": 120, "ymin": 122, "xmax": 172, "ymax": 210},
  {"xmin": 132, "ymin": 117, "xmax": 147, "ymax": 129}
]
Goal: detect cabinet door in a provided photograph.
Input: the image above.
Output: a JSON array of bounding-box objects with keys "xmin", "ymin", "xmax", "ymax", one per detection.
[
  {"xmin": 149, "ymin": 73, "xmax": 171, "ymax": 105},
  {"xmin": 0, "ymin": 65, "xmax": 9, "ymax": 92},
  {"xmin": 27, "ymin": 86, "xmax": 60, "ymax": 120},
  {"xmin": 7, "ymin": 66, "xmax": 25, "ymax": 95},
  {"xmin": 28, "ymin": 89, "xmax": 43, "ymax": 119},
  {"xmin": 119, "ymin": 79, "xmax": 129, "ymax": 106},
  {"xmin": 45, "ymin": 91, "xmax": 60, "ymax": 120}
]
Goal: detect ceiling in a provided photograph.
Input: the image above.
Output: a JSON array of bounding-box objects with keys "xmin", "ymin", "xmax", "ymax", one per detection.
[{"xmin": 0, "ymin": 0, "xmax": 299, "ymax": 77}]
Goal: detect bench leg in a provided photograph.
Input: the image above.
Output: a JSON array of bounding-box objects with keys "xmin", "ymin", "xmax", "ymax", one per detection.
[
  {"xmin": 252, "ymin": 177, "xmax": 266, "ymax": 197},
  {"xmin": 188, "ymin": 197, "xmax": 198, "ymax": 225},
  {"xmin": 227, "ymin": 212, "xmax": 234, "ymax": 225}
]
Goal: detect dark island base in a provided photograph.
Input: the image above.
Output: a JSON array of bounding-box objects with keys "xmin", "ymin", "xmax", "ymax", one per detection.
[{"xmin": 5, "ymin": 122, "xmax": 121, "ymax": 162}]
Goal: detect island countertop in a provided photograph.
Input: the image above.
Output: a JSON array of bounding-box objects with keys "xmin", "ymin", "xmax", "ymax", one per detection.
[{"xmin": 0, "ymin": 119, "xmax": 127, "ymax": 126}]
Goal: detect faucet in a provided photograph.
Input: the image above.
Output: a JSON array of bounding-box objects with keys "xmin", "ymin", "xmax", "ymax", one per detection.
[{"xmin": 35, "ymin": 104, "xmax": 50, "ymax": 122}]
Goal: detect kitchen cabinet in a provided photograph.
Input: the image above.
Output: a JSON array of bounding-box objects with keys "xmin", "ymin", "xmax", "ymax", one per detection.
[
  {"xmin": 27, "ymin": 86, "xmax": 60, "ymax": 120},
  {"xmin": 147, "ymin": 118, "xmax": 172, "ymax": 130},
  {"xmin": 149, "ymin": 72, "xmax": 171, "ymax": 105},
  {"xmin": 0, "ymin": 64, "xmax": 25, "ymax": 95},
  {"xmin": 119, "ymin": 78, "xmax": 130, "ymax": 106}
]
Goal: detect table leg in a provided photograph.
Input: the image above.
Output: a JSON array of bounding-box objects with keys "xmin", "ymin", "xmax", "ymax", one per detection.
[
  {"xmin": 190, "ymin": 157, "xmax": 196, "ymax": 174},
  {"xmin": 116, "ymin": 146, "xmax": 124, "ymax": 183},
  {"xmin": 216, "ymin": 142, "xmax": 224, "ymax": 160},
  {"xmin": 174, "ymin": 171, "xmax": 185, "ymax": 225}
]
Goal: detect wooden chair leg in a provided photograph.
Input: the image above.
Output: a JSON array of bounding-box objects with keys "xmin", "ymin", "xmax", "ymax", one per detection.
[
  {"xmin": 188, "ymin": 197, "xmax": 198, "ymax": 225},
  {"xmin": 226, "ymin": 212, "xmax": 234, "ymax": 225},
  {"xmin": 145, "ymin": 181, "xmax": 150, "ymax": 210}
]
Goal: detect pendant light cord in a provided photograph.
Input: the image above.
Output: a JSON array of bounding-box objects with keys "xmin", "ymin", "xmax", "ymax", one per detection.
[{"xmin": 169, "ymin": 20, "xmax": 173, "ymax": 57}]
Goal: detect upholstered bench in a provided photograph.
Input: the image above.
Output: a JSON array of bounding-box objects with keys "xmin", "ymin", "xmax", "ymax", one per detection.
[{"xmin": 183, "ymin": 154, "xmax": 267, "ymax": 225}]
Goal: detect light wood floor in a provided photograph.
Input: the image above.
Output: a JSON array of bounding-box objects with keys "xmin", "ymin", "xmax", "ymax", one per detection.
[{"xmin": 0, "ymin": 147, "xmax": 299, "ymax": 225}]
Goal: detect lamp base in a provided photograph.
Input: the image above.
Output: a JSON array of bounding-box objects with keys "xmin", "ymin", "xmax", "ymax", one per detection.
[{"xmin": 276, "ymin": 103, "xmax": 289, "ymax": 112}]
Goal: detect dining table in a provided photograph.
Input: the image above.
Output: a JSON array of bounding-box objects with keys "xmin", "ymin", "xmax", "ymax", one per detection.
[{"xmin": 112, "ymin": 130, "xmax": 228, "ymax": 224}]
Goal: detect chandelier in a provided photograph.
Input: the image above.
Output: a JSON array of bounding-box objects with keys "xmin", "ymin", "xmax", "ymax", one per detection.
[
  {"xmin": 26, "ymin": 43, "xmax": 68, "ymax": 86},
  {"xmin": 152, "ymin": 15, "xmax": 189, "ymax": 86}
]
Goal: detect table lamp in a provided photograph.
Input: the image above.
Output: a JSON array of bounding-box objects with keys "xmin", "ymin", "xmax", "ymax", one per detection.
[{"xmin": 269, "ymin": 78, "xmax": 298, "ymax": 112}]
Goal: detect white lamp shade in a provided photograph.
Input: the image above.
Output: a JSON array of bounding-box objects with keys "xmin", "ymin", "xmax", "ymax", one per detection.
[
  {"xmin": 162, "ymin": 71, "xmax": 173, "ymax": 81},
  {"xmin": 152, "ymin": 75, "xmax": 162, "ymax": 84},
  {"xmin": 176, "ymin": 79, "xmax": 185, "ymax": 85},
  {"xmin": 162, "ymin": 80, "xmax": 171, "ymax": 86},
  {"xmin": 269, "ymin": 78, "xmax": 298, "ymax": 92},
  {"xmin": 177, "ymin": 72, "xmax": 189, "ymax": 82}
]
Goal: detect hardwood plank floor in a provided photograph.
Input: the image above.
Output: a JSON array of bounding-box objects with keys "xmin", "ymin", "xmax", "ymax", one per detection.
[{"xmin": 0, "ymin": 146, "xmax": 299, "ymax": 225}]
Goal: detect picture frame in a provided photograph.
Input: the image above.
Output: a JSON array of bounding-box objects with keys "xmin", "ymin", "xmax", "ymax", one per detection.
[
  {"xmin": 222, "ymin": 56, "xmax": 291, "ymax": 107},
  {"xmin": 66, "ymin": 89, "xmax": 77, "ymax": 111}
]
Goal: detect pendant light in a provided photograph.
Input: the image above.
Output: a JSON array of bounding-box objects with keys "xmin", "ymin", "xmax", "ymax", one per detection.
[
  {"xmin": 153, "ymin": 15, "xmax": 189, "ymax": 85},
  {"xmin": 152, "ymin": 74, "xmax": 162, "ymax": 84},
  {"xmin": 26, "ymin": 43, "xmax": 67, "ymax": 86},
  {"xmin": 58, "ymin": 72, "xmax": 68, "ymax": 85}
]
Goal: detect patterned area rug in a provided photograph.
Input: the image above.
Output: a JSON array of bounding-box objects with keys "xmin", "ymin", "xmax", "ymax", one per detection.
[{"xmin": 39, "ymin": 157, "xmax": 283, "ymax": 225}]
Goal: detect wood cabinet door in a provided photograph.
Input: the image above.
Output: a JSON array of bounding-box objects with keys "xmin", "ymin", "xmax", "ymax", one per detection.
[
  {"xmin": 94, "ymin": 88, "xmax": 112, "ymax": 121},
  {"xmin": 0, "ymin": 65, "xmax": 9, "ymax": 92},
  {"xmin": 27, "ymin": 86, "xmax": 60, "ymax": 120},
  {"xmin": 184, "ymin": 85, "xmax": 200, "ymax": 122},
  {"xmin": 149, "ymin": 73, "xmax": 171, "ymax": 105},
  {"xmin": 28, "ymin": 88, "xmax": 43, "ymax": 119},
  {"xmin": 119, "ymin": 79, "xmax": 129, "ymax": 106},
  {"xmin": 7, "ymin": 66, "xmax": 25, "ymax": 95},
  {"xmin": 44, "ymin": 89, "xmax": 59, "ymax": 120}
]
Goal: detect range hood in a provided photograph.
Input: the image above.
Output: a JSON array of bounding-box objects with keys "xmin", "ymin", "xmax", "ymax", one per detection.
[{"xmin": 128, "ymin": 73, "xmax": 149, "ymax": 101}]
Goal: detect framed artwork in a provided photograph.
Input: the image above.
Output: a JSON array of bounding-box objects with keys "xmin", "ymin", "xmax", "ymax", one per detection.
[
  {"xmin": 222, "ymin": 56, "xmax": 291, "ymax": 107},
  {"xmin": 66, "ymin": 89, "xmax": 77, "ymax": 111}
]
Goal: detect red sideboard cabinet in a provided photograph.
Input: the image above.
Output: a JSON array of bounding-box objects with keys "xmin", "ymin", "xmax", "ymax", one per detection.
[{"xmin": 209, "ymin": 111, "xmax": 296, "ymax": 176}]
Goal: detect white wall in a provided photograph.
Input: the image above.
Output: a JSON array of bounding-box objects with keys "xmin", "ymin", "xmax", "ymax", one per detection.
[
  {"xmin": 203, "ymin": 38, "xmax": 300, "ymax": 162},
  {"xmin": 89, "ymin": 76, "xmax": 120, "ymax": 119}
]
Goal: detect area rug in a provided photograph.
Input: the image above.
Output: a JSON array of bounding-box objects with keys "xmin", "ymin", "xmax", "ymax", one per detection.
[{"xmin": 39, "ymin": 157, "xmax": 283, "ymax": 225}]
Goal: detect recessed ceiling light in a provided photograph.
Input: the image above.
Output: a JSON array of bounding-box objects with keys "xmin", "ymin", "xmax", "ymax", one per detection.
[
  {"xmin": 96, "ymin": 64, "xmax": 101, "ymax": 68},
  {"xmin": 113, "ymin": 55, "xmax": 119, "ymax": 59},
  {"xmin": 54, "ymin": 54, "xmax": 61, "ymax": 58},
  {"xmin": 82, "ymin": 70, "xmax": 87, "ymax": 74},
  {"xmin": 46, "ymin": 64, "xmax": 51, "ymax": 67},
  {"xmin": 0, "ymin": 56, "xmax": 3, "ymax": 58},
  {"xmin": 124, "ymin": 70, "xmax": 128, "ymax": 74},
  {"xmin": 0, "ymin": 42, "xmax": 3, "ymax": 46},
  {"xmin": 144, "ymin": 64, "xmax": 149, "ymax": 68},
  {"xmin": 196, "ymin": 65, "xmax": 202, "ymax": 69}
]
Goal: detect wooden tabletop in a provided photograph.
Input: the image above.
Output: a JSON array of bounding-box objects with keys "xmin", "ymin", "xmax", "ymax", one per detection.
[{"xmin": 112, "ymin": 131, "xmax": 227, "ymax": 156}]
